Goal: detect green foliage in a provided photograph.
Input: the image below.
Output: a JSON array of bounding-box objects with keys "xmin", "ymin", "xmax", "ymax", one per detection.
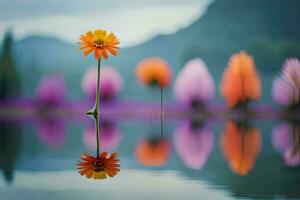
[
  {"xmin": 246, "ymin": 38, "xmax": 300, "ymax": 73},
  {"xmin": 0, "ymin": 31, "xmax": 21, "ymax": 99}
]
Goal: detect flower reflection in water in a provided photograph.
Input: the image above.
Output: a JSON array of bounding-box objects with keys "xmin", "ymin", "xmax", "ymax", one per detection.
[
  {"xmin": 135, "ymin": 137, "xmax": 171, "ymax": 166},
  {"xmin": 272, "ymin": 123, "xmax": 300, "ymax": 166},
  {"xmin": 174, "ymin": 120, "xmax": 214, "ymax": 170},
  {"xmin": 77, "ymin": 152, "xmax": 120, "ymax": 179},
  {"xmin": 78, "ymin": 116, "xmax": 120, "ymax": 179},
  {"xmin": 36, "ymin": 117, "xmax": 66, "ymax": 148},
  {"xmin": 220, "ymin": 121, "xmax": 261, "ymax": 176},
  {"xmin": 83, "ymin": 120, "xmax": 122, "ymax": 152}
]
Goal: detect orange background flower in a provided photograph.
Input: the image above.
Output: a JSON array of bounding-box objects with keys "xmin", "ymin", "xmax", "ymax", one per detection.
[
  {"xmin": 220, "ymin": 51, "xmax": 261, "ymax": 107},
  {"xmin": 77, "ymin": 152, "xmax": 120, "ymax": 179},
  {"xmin": 135, "ymin": 138, "xmax": 170, "ymax": 166},
  {"xmin": 79, "ymin": 30, "xmax": 119, "ymax": 60},
  {"xmin": 220, "ymin": 121, "xmax": 261, "ymax": 176},
  {"xmin": 135, "ymin": 57, "xmax": 172, "ymax": 88}
]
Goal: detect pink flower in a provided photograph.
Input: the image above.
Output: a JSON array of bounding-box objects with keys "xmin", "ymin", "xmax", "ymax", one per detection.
[
  {"xmin": 174, "ymin": 58, "xmax": 214, "ymax": 107},
  {"xmin": 272, "ymin": 58, "xmax": 300, "ymax": 106},
  {"xmin": 36, "ymin": 74, "xmax": 66, "ymax": 107},
  {"xmin": 82, "ymin": 121, "xmax": 122, "ymax": 152},
  {"xmin": 81, "ymin": 66, "xmax": 123, "ymax": 101},
  {"xmin": 174, "ymin": 121, "xmax": 214, "ymax": 170}
]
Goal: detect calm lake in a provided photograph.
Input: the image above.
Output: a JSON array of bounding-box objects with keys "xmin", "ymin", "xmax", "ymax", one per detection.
[{"xmin": 0, "ymin": 108, "xmax": 299, "ymax": 200}]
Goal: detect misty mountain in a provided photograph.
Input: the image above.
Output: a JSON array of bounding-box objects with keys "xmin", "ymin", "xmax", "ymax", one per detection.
[{"xmin": 12, "ymin": 0, "xmax": 300, "ymax": 102}]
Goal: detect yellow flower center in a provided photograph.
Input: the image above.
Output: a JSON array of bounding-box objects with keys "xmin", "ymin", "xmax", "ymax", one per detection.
[
  {"xmin": 94, "ymin": 39, "xmax": 104, "ymax": 48},
  {"xmin": 94, "ymin": 160, "xmax": 105, "ymax": 172}
]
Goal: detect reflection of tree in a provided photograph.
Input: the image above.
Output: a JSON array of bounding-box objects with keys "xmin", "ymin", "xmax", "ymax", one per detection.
[
  {"xmin": 220, "ymin": 121, "xmax": 261, "ymax": 176},
  {"xmin": 0, "ymin": 121, "xmax": 22, "ymax": 184},
  {"xmin": 0, "ymin": 31, "xmax": 21, "ymax": 100}
]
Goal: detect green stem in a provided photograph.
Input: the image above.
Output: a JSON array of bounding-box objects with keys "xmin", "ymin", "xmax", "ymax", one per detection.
[
  {"xmin": 95, "ymin": 114, "xmax": 100, "ymax": 157},
  {"xmin": 85, "ymin": 59, "xmax": 101, "ymax": 117},
  {"xmin": 95, "ymin": 59, "xmax": 101, "ymax": 157},
  {"xmin": 95, "ymin": 59, "xmax": 101, "ymax": 114},
  {"xmin": 85, "ymin": 59, "xmax": 101, "ymax": 157}
]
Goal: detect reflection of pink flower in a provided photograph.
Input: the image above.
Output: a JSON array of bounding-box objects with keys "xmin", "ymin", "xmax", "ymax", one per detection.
[
  {"xmin": 174, "ymin": 121, "xmax": 214, "ymax": 170},
  {"xmin": 285, "ymin": 148, "xmax": 300, "ymax": 167},
  {"xmin": 36, "ymin": 74, "xmax": 66, "ymax": 107},
  {"xmin": 174, "ymin": 58, "xmax": 214, "ymax": 107},
  {"xmin": 272, "ymin": 123, "xmax": 300, "ymax": 166},
  {"xmin": 83, "ymin": 121, "xmax": 122, "ymax": 152},
  {"xmin": 272, "ymin": 58, "xmax": 300, "ymax": 106},
  {"xmin": 37, "ymin": 118, "xmax": 66, "ymax": 148},
  {"xmin": 272, "ymin": 124, "xmax": 293, "ymax": 154},
  {"xmin": 81, "ymin": 66, "xmax": 123, "ymax": 101}
]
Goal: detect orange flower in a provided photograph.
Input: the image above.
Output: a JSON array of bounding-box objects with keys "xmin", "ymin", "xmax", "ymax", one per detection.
[
  {"xmin": 135, "ymin": 58, "xmax": 172, "ymax": 88},
  {"xmin": 77, "ymin": 152, "xmax": 120, "ymax": 179},
  {"xmin": 79, "ymin": 30, "xmax": 119, "ymax": 60},
  {"xmin": 220, "ymin": 51, "xmax": 261, "ymax": 107},
  {"xmin": 135, "ymin": 138, "xmax": 170, "ymax": 166},
  {"xmin": 220, "ymin": 121, "xmax": 261, "ymax": 176}
]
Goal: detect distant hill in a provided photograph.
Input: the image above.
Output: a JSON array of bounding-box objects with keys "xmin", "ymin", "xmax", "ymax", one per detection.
[{"xmin": 12, "ymin": 0, "xmax": 300, "ymax": 103}]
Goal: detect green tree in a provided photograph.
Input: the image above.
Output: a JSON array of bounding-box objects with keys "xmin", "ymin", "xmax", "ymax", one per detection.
[{"xmin": 0, "ymin": 31, "xmax": 21, "ymax": 100}]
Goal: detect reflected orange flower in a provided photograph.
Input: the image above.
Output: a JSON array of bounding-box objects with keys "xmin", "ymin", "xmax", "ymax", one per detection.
[
  {"xmin": 220, "ymin": 51, "xmax": 261, "ymax": 107},
  {"xmin": 79, "ymin": 30, "xmax": 119, "ymax": 60},
  {"xmin": 77, "ymin": 152, "xmax": 120, "ymax": 179},
  {"xmin": 135, "ymin": 138, "xmax": 170, "ymax": 166},
  {"xmin": 135, "ymin": 58, "xmax": 172, "ymax": 88},
  {"xmin": 220, "ymin": 121, "xmax": 261, "ymax": 176}
]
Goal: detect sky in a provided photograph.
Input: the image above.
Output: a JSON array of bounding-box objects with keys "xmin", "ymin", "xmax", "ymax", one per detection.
[{"xmin": 0, "ymin": 0, "xmax": 212, "ymax": 47}]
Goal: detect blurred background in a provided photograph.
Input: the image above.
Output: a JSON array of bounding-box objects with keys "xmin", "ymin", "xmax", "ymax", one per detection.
[{"xmin": 0, "ymin": 0, "xmax": 300, "ymax": 199}]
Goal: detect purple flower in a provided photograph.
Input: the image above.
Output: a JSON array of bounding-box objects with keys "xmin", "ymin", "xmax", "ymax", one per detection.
[
  {"xmin": 36, "ymin": 74, "xmax": 66, "ymax": 107},
  {"xmin": 174, "ymin": 58, "xmax": 214, "ymax": 108},
  {"xmin": 272, "ymin": 123, "xmax": 300, "ymax": 166},
  {"xmin": 272, "ymin": 58, "xmax": 300, "ymax": 106},
  {"xmin": 83, "ymin": 121, "xmax": 122, "ymax": 152},
  {"xmin": 81, "ymin": 66, "xmax": 123, "ymax": 102},
  {"xmin": 174, "ymin": 121, "xmax": 214, "ymax": 170},
  {"xmin": 36, "ymin": 118, "xmax": 66, "ymax": 148}
]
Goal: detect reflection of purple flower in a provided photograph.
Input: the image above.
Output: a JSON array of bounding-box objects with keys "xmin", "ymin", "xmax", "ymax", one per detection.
[
  {"xmin": 272, "ymin": 58, "xmax": 300, "ymax": 106},
  {"xmin": 272, "ymin": 124, "xmax": 293, "ymax": 154},
  {"xmin": 174, "ymin": 58, "xmax": 214, "ymax": 107},
  {"xmin": 174, "ymin": 121, "xmax": 214, "ymax": 170},
  {"xmin": 285, "ymin": 148, "xmax": 300, "ymax": 167},
  {"xmin": 83, "ymin": 121, "xmax": 122, "ymax": 152},
  {"xmin": 37, "ymin": 118, "xmax": 66, "ymax": 148},
  {"xmin": 36, "ymin": 74, "xmax": 66, "ymax": 107},
  {"xmin": 272, "ymin": 123, "xmax": 300, "ymax": 166},
  {"xmin": 81, "ymin": 66, "xmax": 123, "ymax": 101}
]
